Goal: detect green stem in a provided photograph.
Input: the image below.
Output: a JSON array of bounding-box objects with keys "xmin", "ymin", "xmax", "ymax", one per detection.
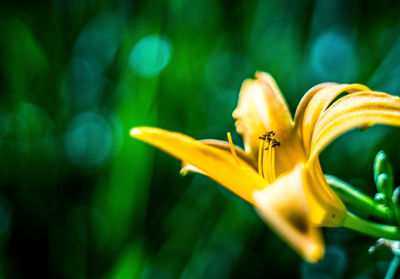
[
  {"xmin": 326, "ymin": 174, "xmax": 391, "ymax": 221},
  {"xmin": 343, "ymin": 212, "xmax": 400, "ymax": 240},
  {"xmin": 385, "ymin": 256, "xmax": 400, "ymax": 279}
]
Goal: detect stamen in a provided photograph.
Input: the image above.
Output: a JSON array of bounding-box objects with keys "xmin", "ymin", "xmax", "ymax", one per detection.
[
  {"xmin": 258, "ymin": 131, "xmax": 279, "ymax": 182},
  {"xmin": 269, "ymin": 144, "xmax": 276, "ymax": 181},
  {"xmin": 260, "ymin": 131, "xmax": 279, "ymax": 183},
  {"xmin": 263, "ymin": 140, "xmax": 271, "ymax": 183},
  {"xmin": 258, "ymin": 139, "xmax": 265, "ymax": 178},
  {"xmin": 227, "ymin": 132, "xmax": 240, "ymax": 165}
]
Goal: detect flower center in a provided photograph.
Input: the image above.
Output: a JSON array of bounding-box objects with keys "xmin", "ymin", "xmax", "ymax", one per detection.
[{"xmin": 258, "ymin": 131, "xmax": 279, "ymax": 183}]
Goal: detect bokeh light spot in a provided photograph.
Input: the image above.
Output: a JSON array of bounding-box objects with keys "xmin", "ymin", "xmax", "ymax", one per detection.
[
  {"xmin": 129, "ymin": 35, "xmax": 172, "ymax": 77},
  {"xmin": 65, "ymin": 12, "xmax": 122, "ymax": 110},
  {"xmin": 65, "ymin": 112, "xmax": 113, "ymax": 168},
  {"xmin": 311, "ymin": 31, "xmax": 358, "ymax": 81}
]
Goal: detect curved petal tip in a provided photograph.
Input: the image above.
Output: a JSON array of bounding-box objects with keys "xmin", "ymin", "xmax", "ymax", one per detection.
[
  {"xmin": 130, "ymin": 127, "xmax": 141, "ymax": 137},
  {"xmin": 253, "ymin": 164, "xmax": 325, "ymax": 263},
  {"xmin": 305, "ymin": 243, "xmax": 324, "ymax": 263}
]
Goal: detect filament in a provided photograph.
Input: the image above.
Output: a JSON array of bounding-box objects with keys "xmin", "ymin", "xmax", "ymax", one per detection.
[
  {"xmin": 258, "ymin": 131, "xmax": 279, "ymax": 183},
  {"xmin": 269, "ymin": 145, "xmax": 276, "ymax": 182},
  {"xmin": 227, "ymin": 132, "xmax": 240, "ymax": 165},
  {"xmin": 263, "ymin": 140, "xmax": 271, "ymax": 183},
  {"xmin": 258, "ymin": 139, "xmax": 265, "ymax": 178}
]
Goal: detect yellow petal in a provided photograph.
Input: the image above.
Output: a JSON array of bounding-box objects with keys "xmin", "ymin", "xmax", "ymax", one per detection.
[
  {"xmin": 294, "ymin": 82, "xmax": 338, "ymax": 124},
  {"xmin": 294, "ymin": 83, "xmax": 370, "ymax": 155},
  {"xmin": 130, "ymin": 127, "xmax": 266, "ymax": 205},
  {"xmin": 181, "ymin": 139, "xmax": 257, "ymax": 175},
  {"xmin": 253, "ymin": 164, "xmax": 324, "ymax": 263},
  {"xmin": 310, "ymin": 92, "xmax": 400, "ymax": 159},
  {"xmin": 232, "ymin": 72, "xmax": 293, "ymax": 160},
  {"xmin": 306, "ymin": 158, "xmax": 346, "ymax": 227}
]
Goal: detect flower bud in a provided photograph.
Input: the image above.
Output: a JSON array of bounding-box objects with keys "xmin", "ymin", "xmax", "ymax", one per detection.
[
  {"xmin": 374, "ymin": 193, "xmax": 387, "ymax": 204},
  {"xmin": 374, "ymin": 151, "xmax": 393, "ymax": 197}
]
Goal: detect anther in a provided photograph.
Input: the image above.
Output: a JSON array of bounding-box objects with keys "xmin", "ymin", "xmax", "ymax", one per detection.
[
  {"xmin": 263, "ymin": 131, "xmax": 280, "ymax": 150},
  {"xmin": 271, "ymin": 139, "xmax": 280, "ymax": 148}
]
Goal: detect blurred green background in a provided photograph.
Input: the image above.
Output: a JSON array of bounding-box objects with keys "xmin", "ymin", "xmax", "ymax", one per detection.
[{"xmin": 2, "ymin": 0, "xmax": 400, "ymax": 278}]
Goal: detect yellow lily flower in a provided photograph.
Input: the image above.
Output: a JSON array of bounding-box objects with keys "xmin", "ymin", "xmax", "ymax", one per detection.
[{"xmin": 130, "ymin": 71, "xmax": 400, "ymax": 262}]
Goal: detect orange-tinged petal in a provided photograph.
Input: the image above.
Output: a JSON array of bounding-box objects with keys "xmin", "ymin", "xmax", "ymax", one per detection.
[
  {"xmin": 130, "ymin": 127, "xmax": 266, "ymax": 205},
  {"xmin": 232, "ymin": 72, "xmax": 293, "ymax": 161},
  {"xmin": 310, "ymin": 92, "xmax": 400, "ymax": 159},
  {"xmin": 181, "ymin": 139, "xmax": 257, "ymax": 175},
  {"xmin": 253, "ymin": 164, "xmax": 324, "ymax": 263},
  {"xmin": 294, "ymin": 83, "xmax": 370, "ymax": 155}
]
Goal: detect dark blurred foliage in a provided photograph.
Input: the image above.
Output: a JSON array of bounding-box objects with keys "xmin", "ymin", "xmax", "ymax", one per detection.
[{"xmin": 1, "ymin": 0, "xmax": 400, "ymax": 278}]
